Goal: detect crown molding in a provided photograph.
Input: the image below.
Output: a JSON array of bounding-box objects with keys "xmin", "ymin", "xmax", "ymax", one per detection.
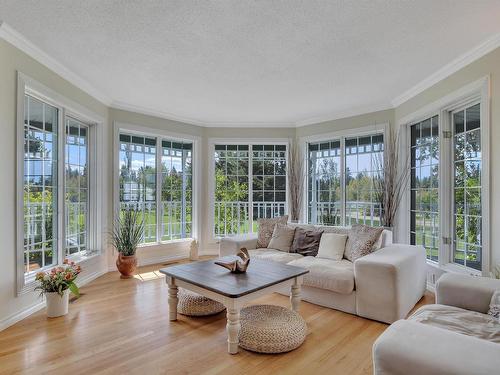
[
  {"xmin": 391, "ymin": 32, "xmax": 500, "ymax": 107},
  {"xmin": 110, "ymin": 100, "xmax": 295, "ymax": 128},
  {"xmin": 0, "ymin": 21, "xmax": 112, "ymax": 106},
  {"xmin": 294, "ymin": 102, "xmax": 393, "ymax": 127}
]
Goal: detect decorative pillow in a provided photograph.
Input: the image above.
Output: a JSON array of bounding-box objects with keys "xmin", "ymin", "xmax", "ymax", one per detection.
[
  {"xmin": 267, "ymin": 224, "xmax": 296, "ymax": 252},
  {"xmin": 317, "ymin": 233, "xmax": 348, "ymax": 261},
  {"xmin": 344, "ymin": 224, "xmax": 384, "ymax": 262},
  {"xmin": 290, "ymin": 228, "xmax": 324, "ymax": 257},
  {"xmin": 256, "ymin": 215, "xmax": 288, "ymax": 248},
  {"xmin": 488, "ymin": 290, "xmax": 500, "ymax": 321}
]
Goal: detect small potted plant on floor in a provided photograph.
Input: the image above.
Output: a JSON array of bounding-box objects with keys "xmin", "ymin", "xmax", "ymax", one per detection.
[
  {"xmin": 111, "ymin": 209, "xmax": 144, "ymax": 278},
  {"xmin": 35, "ymin": 260, "xmax": 82, "ymax": 318}
]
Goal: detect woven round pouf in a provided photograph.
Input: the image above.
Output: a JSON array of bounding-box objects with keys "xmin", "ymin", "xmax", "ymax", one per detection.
[
  {"xmin": 239, "ymin": 304, "xmax": 307, "ymax": 353},
  {"xmin": 177, "ymin": 288, "xmax": 226, "ymax": 317}
]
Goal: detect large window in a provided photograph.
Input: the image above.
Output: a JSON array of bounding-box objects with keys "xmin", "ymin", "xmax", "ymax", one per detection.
[
  {"xmin": 213, "ymin": 144, "xmax": 287, "ymax": 237},
  {"xmin": 21, "ymin": 91, "xmax": 98, "ymax": 279},
  {"xmin": 23, "ymin": 95, "xmax": 58, "ymax": 273},
  {"xmin": 161, "ymin": 141, "xmax": 192, "ymax": 240},
  {"xmin": 452, "ymin": 103, "xmax": 482, "ymax": 270},
  {"xmin": 407, "ymin": 92, "xmax": 487, "ymax": 273},
  {"xmin": 410, "ymin": 116, "xmax": 439, "ymax": 262},
  {"xmin": 118, "ymin": 133, "xmax": 193, "ymax": 244},
  {"xmin": 345, "ymin": 135, "xmax": 384, "ymax": 226},
  {"xmin": 308, "ymin": 133, "xmax": 384, "ymax": 227},
  {"xmin": 65, "ymin": 118, "xmax": 89, "ymax": 257}
]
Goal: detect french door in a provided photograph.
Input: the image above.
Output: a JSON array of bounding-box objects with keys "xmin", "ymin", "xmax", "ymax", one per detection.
[{"xmin": 409, "ymin": 101, "xmax": 484, "ymax": 272}]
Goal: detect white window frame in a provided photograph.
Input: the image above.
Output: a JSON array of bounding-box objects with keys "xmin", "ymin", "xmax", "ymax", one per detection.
[
  {"xmin": 398, "ymin": 76, "xmax": 490, "ymax": 276},
  {"xmin": 299, "ymin": 123, "xmax": 389, "ymax": 226},
  {"xmin": 16, "ymin": 72, "xmax": 106, "ymax": 295},
  {"xmin": 207, "ymin": 138, "xmax": 290, "ymax": 241},
  {"xmin": 113, "ymin": 122, "xmax": 202, "ymax": 248}
]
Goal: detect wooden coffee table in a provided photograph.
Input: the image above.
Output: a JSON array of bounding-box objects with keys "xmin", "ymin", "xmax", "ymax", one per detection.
[{"xmin": 159, "ymin": 258, "xmax": 309, "ymax": 354}]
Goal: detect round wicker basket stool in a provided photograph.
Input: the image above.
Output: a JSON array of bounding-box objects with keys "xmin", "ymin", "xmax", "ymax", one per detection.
[
  {"xmin": 177, "ymin": 288, "xmax": 226, "ymax": 317},
  {"xmin": 238, "ymin": 304, "xmax": 307, "ymax": 353}
]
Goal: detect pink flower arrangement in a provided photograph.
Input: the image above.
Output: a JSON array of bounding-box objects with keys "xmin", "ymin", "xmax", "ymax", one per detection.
[{"xmin": 35, "ymin": 259, "xmax": 82, "ymax": 297}]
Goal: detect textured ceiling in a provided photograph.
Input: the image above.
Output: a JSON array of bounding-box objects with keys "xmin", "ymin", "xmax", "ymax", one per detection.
[{"xmin": 1, "ymin": 0, "xmax": 500, "ymax": 126}]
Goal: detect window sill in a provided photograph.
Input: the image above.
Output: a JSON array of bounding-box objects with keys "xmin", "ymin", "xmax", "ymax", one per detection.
[
  {"xmin": 66, "ymin": 252, "xmax": 101, "ymax": 265},
  {"xmin": 138, "ymin": 238, "xmax": 194, "ymax": 248}
]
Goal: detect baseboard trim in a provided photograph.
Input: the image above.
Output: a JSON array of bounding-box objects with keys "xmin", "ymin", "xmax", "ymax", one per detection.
[
  {"xmin": 0, "ymin": 300, "xmax": 46, "ymax": 332},
  {"xmin": 0, "ymin": 268, "xmax": 107, "ymax": 332},
  {"xmin": 138, "ymin": 254, "xmax": 187, "ymax": 267}
]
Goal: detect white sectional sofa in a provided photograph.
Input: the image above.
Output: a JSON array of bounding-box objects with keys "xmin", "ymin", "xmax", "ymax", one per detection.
[
  {"xmin": 219, "ymin": 224, "xmax": 427, "ymax": 324},
  {"xmin": 373, "ymin": 273, "xmax": 500, "ymax": 375}
]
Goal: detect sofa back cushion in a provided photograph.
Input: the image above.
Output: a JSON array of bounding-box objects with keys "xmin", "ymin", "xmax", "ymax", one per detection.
[
  {"xmin": 317, "ymin": 233, "xmax": 348, "ymax": 261},
  {"xmin": 344, "ymin": 224, "xmax": 384, "ymax": 262},
  {"xmin": 267, "ymin": 224, "xmax": 296, "ymax": 252},
  {"xmin": 256, "ymin": 215, "xmax": 288, "ymax": 248},
  {"xmin": 290, "ymin": 227, "xmax": 324, "ymax": 257}
]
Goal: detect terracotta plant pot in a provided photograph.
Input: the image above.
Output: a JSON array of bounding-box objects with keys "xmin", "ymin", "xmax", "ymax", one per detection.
[
  {"xmin": 46, "ymin": 289, "xmax": 69, "ymax": 318},
  {"xmin": 116, "ymin": 253, "xmax": 137, "ymax": 279}
]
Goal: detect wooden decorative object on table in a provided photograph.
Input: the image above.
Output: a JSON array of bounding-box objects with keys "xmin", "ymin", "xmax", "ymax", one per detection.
[{"xmin": 215, "ymin": 248, "xmax": 250, "ymax": 273}]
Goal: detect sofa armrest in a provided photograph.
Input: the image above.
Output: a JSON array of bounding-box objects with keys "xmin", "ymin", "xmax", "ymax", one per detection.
[
  {"xmin": 354, "ymin": 245, "xmax": 427, "ymax": 323},
  {"xmin": 219, "ymin": 234, "xmax": 258, "ymax": 257},
  {"xmin": 436, "ymin": 273, "xmax": 500, "ymax": 314},
  {"xmin": 373, "ymin": 320, "xmax": 500, "ymax": 375}
]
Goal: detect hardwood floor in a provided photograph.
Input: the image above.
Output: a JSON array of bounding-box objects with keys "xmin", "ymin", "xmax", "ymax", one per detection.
[{"xmin": 0, "ymin": 259, "xmax": 434, "ymax": 375}]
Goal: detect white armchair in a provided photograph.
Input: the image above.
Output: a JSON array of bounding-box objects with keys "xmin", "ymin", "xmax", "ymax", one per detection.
[{"xmin": 373, "ymin": 273, "xmax": 500, "ymax": 375}]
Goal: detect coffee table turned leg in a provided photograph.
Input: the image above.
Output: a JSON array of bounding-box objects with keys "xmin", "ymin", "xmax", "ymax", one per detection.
[
  {"xmin": 226, "ymin": 307, "xmax": 241, "ymax": 354},
  {"xmin": 167, "ymin": 282, "xmax": 178, "ymax": 321},
  {"xmin": 290, "ymin": 278, "xmax": 301, "ymax": 312}
]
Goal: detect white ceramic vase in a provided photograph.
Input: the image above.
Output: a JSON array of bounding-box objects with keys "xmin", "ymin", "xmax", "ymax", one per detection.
[{"xmin": 45, "ymin": 289, "xmax": 69, "ymax": 318}]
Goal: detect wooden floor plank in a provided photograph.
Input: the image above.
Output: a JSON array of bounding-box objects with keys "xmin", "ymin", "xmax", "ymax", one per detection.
[{"xmin": 0, "ymin": 259, "xmax": 434, "ymax": 375}]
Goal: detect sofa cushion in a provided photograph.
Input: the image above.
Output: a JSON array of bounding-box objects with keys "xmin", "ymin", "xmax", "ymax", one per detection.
[
  {"xmin": 267, "ymin": 224, "xmax": 296, "ymax": 252},
  {"xmin": 249, "ymin": 249, "xmax": 303, "ymax": 264},
  {"xmin": 317, "ymin": 233, "xmax": 347, "ymax": 261},
  {"xmin": 409, "ymin": 304, "xmax": 500, "ymax": 344},
  {"xmin": 344, "ymin": 224, "xmax": 384, "ymax": 261},
  {"xmin": 287, "ymin": 257, "xmax": 354, "ymax": 294},
  {"xmin": 256, "ymin": 215, "xmax": 288, "ymax": 248},
  {"xmin": 290, "ymin": 227, "xmax": 324, "ymax": 256}
]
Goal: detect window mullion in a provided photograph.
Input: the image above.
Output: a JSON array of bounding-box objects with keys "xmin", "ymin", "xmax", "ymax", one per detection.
[
  {"xmin": 156, "ymin": 136, "xmax": 162, "ymax": 243},
  {"xmin": 340, "ymin": 137, "xmax": 346, "ymax": 226},
  {"xmin": 248, "ymin": 145, "xmax": 253, "ymax": 234},
  {"xmin": 181, "ymin": 147, "xmax": 187, "ymax": 238},
  {"xmin": 440, "ymin": 110, "xmax": 451, "ymax": 267},
  {"xmin": 58, "ymin": 107, "xmax": 65, "ymax": 265}
]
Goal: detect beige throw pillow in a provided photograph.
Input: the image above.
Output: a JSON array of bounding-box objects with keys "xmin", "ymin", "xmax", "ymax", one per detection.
[
  {"xmin": 267, "ymin": 224, "xmax": 296, "ymax": 252},
  {"xmin": 317, "ymin": 233, "xmax": 348, "ymax": 261},
  {"xmin": 344, "ymin": 224, "xmax": 384, "ymax": 262},
  {"xmin": 256, "ymin": 215, "xmax": 288, "ymax": 248}
]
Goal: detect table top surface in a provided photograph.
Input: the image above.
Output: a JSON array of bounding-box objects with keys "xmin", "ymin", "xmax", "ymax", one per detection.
[{"xmin": 159, "ymin": 257, "xmax": 308, "ymax": 298}]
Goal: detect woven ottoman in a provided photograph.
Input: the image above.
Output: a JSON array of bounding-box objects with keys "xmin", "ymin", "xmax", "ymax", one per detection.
[
  {"xmin": 177, "ymin": 288, "xmax": 226, "ymax": 317},
  {"xmin": 239, "ymin": 304, "xmax": 307, "ymax": 353}
]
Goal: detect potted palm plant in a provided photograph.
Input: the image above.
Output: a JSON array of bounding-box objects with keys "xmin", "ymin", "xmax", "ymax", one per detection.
[
  {"xmin": 111, "ymin": 209, "xmax": 144, "ymax": 278},
  {"xmin": 35, "ymin": 260, "xmax": 82, "ymax": 318}
]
